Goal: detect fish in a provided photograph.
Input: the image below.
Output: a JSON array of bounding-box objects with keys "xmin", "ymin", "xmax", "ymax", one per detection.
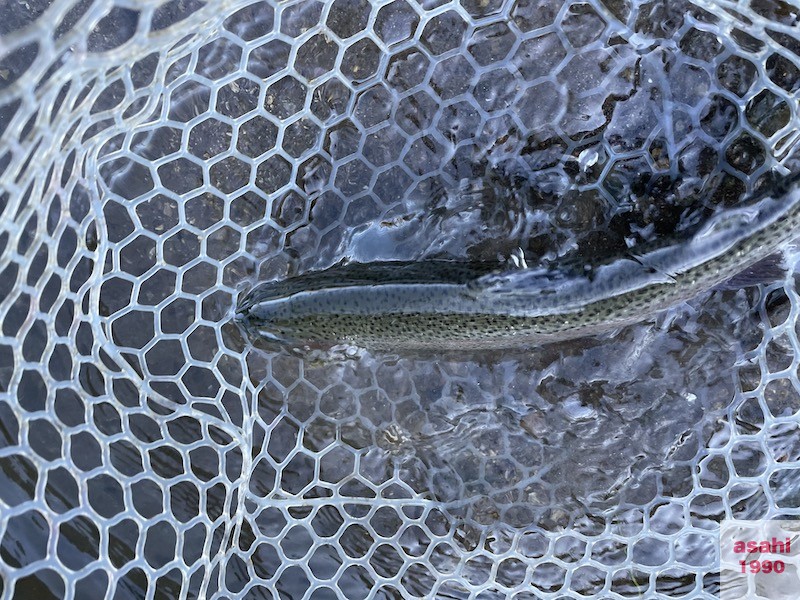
[{"xmin": 237, "ymin": 176, "xmax": 800, "ymax": 351}]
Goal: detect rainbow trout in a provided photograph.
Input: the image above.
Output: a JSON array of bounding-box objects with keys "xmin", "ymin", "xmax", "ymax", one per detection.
[{"xmin": 237, "ymin": 179, "xmax": 800, "ymax": 350}]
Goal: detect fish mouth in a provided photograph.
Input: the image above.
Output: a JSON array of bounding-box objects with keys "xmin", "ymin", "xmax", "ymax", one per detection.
[
  {"xmin": 232, "ymin": 306, "xmax": 295, "ymax": 348},
  {"xmin": 233, "ymin": 291, "xmax": 262, "ymax": 331},
  {"xmin": 235, "ymin": 284, "xmax": 268, "ymax": 316},
  {"xmin": 235, "ymin": 294, "xmax": 255, "ymax": 315}
]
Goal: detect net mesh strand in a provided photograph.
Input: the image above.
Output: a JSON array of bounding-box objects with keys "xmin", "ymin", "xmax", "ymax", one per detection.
[{"xmin": 1, "ymin": 0, "xmax": 800, "ymax": 598}]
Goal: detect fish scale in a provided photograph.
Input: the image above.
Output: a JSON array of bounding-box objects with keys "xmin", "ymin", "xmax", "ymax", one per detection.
[{"xmin": 240, "ymin": 177, "xmax": 800, "ymax": 350}]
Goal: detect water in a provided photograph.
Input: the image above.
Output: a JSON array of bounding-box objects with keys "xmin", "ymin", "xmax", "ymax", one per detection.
[{"xmin": 2, "ymin": 0, "xmax": 800, "ymax": 598}]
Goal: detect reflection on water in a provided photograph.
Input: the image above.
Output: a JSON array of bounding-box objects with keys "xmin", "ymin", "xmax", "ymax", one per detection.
[
  {"xmin": 4, "ymin": 0, "xmax": 800, "ymax": 597},
  {"xmin": 235, "ymin": 266, "xmax": 792, "ymax": 598},
  {"xmin": 244, "ymin": 282, "xmax": 763, "ymax": 531}
]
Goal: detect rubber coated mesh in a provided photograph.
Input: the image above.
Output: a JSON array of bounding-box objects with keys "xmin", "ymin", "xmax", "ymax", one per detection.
[{"xmin": 1, "ymin": 0, "xmax": 800, "ymax": 598}]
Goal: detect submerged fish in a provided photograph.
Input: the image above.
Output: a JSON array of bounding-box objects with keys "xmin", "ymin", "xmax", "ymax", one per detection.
[{"xmin": 238, "ymin": 179, "xmax": 800, "ymax": 350}]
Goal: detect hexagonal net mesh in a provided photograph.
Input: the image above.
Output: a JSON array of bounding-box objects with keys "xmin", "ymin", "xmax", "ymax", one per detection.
[{"xmin": 1, "ymin": 0, "xmax": 800, "ymax": 598}]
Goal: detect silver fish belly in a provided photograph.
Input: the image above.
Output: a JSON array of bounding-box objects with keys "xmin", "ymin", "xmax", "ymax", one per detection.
[{"xmin": 238, "ymin": 181, "xmax": 800, "ymax": 350}]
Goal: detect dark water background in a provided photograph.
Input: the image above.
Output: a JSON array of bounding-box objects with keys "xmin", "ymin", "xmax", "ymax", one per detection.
[{"xmin": 1, "ymin": 0, "xmax": 800, "ymax": 598}]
